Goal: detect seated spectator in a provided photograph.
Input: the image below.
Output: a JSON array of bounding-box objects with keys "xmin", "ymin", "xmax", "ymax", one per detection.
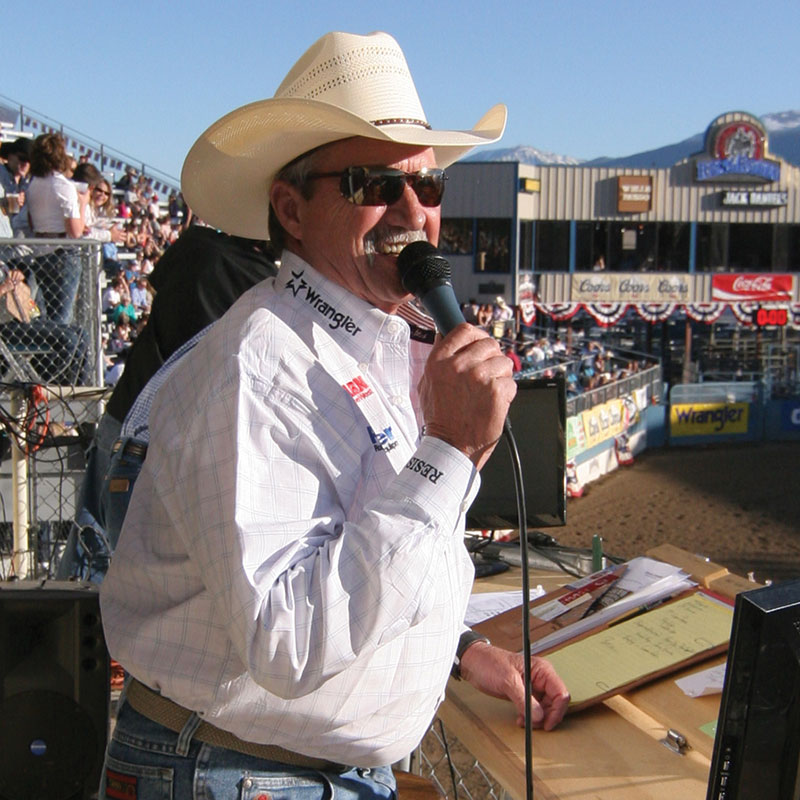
[
  {"xmin": 115, "ymin": 165, "xmax": 136, "ymax": 190},
  {"xmin": 85, "ymin": 177, "xmax": 125, "ymax": 247},
  {"xmin": 130, "ymin": 276, "xmax": 151, "ymax": 315},
  {"xmin": 477, "ymin": 303, "xmax": 493, "ymax": 327},
  {"xmin": 0, "ymin": 136, "xmax": 33, "ymax": 236},
  {"xmin": 504, "ymin": 344, "xmax": 522, "ymax": 373},
  {"xmin": 112, "ymin": 295, "xmax": 137, "ymax": 325},
  {"xmin": 102, "ymin": 276, "xmax": 124, "ymax": 313},
  {"xmin": 104, "ymin": 349, "xmax": 127, "ymax": 385},
  {"xmin": 109, "ymin": 314, "xmax": 132, "ymax": 352}
]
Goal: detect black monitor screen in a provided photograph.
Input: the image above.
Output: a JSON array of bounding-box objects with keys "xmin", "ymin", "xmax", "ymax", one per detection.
[
  {"xmin": 707, "ymin": 578, "xmax": 800, "ymax": 800},
  {"xmin": 466, "ymin": 377, "xmax": 566, "ymax": 530}
]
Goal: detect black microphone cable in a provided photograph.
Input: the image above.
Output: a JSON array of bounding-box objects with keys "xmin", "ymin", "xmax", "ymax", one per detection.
[
  {"xmin": 398, "ymin": 241, "xmax": 537, "ymax": 800},
  {"xmin": 501, "ymin": 417, "xmax": 536, "ymax": 800}
]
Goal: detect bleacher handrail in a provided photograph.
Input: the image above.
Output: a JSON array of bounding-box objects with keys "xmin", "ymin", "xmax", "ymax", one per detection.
[{"xmin": 0, "ymin": 92, "xmax": 180, "ymax": 195}]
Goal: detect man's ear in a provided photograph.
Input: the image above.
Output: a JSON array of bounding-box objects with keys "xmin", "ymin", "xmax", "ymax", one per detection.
[{"xmin": 270, "ymin": 180, "xmax": 304, "ymax": 242}]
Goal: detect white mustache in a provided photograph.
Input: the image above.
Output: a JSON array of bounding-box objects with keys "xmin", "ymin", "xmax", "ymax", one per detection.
[{"xmin": 364, "ymin": 229, "xmax": 428, "ymax": 257}]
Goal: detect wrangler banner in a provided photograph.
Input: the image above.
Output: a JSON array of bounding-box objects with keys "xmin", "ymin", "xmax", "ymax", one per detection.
[{"xmin": 670, "ymin": 402, "xmax": 749, "ymax": 437}]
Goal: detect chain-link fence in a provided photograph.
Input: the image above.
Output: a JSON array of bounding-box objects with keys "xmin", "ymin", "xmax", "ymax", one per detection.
[
  {"xmin": 416, "ymin": 721, "xmax": 508, "ymax": 798},
  {"xmin": 0, "ymin": 385, "xmax": 108, "ymax": 580},
  {"xmin": 0, "ymin": 239, "xmax": 105, "ymax": 578},
  {"xmin": 0, "ymin": 238, "xmax": 103, "ymax": 387}
]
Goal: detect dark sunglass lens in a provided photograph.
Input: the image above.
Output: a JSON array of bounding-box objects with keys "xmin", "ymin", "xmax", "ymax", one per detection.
[
  {"xmin": 413, "ymin": 173, "xmax": 445, "ymax": 207},
  {"xmin": 371, "ymin": 173, "xmax": 405, "ymax": 205}
]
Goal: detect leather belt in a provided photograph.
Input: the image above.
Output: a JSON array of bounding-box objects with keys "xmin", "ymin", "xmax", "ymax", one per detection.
[
  {"xmin": 33, "ymin": 232, "xmax": 66, "ymax": 238},
  {"xmin": 125, "ymin": 679, "xmax": 346, "ymax": 772},
  {"xmin": 111, "ymin": 439, "xmax": 148, "ymax": 459}
]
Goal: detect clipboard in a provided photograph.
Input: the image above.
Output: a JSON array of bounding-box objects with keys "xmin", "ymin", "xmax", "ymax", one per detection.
[{"xmin": 540, "ymin": 588, "xmax": 734, "ymax": 711}]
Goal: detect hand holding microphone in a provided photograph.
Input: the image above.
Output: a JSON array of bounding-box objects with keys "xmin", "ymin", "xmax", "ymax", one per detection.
[{"xmin": 398, "ymin": 242, "xmax": 516, "ymax": 470}]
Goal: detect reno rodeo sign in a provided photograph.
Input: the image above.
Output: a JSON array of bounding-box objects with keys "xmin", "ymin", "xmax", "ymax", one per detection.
[{"xmin": 694, "ymin": 112, "xmax": 781, "ymax": 184}]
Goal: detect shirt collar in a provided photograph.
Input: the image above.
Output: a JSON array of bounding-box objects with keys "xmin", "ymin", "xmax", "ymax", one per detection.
[{"xmin": 276, "ymin": 251, "xmax": 413, "ymax": 363}]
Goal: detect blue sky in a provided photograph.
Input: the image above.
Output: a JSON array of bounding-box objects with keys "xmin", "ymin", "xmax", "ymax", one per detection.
[{"xmin": 7, "ymin": 0, "xmax": 799, "ymax": 180}]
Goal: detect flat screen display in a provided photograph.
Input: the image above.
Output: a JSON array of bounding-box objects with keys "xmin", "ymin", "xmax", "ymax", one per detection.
[
  {"xmin": 466, "ymin": 377, "xmax": 566, "ymax": 530},
  {"xmin": 707, "ymin": 578, "xmax": 800, "ymax": 800}
]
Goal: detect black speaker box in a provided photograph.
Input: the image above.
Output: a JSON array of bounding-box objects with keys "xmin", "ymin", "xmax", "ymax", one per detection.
[{"xmin": 0, "ymin": 581, "xmax": 109, "ymax": 800}]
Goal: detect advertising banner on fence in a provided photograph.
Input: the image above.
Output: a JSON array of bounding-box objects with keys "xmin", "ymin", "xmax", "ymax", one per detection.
[
  {"xmin": 670, "ymin": 402, "xmax": 750, "ymax": 437},
  {"xmin": 566, "ymin": 415, "xmax": 586, "ymax": 461},
  {"xmin": 780, "ymin": 401, "xmax": 800, "ymax": 433},
  {"xmin": 580, "ymin": 398, "xmax": 627, "ymax": 449},
  {"xmin": 571, "ymin": 273, "xmax": 693, "ymax": 304}
]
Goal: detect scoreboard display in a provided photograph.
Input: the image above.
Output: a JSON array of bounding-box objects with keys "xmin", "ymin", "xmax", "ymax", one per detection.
[{"xmin": 752, "ymin": 307, "xmax": 788, "ymax": 327}]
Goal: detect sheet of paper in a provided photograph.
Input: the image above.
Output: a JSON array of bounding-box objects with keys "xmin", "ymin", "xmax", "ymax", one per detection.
[
  {"xmin": 544, "ymin": 592, "xmax": 734, "ymax": 707},
  {"xmin": 614, "ymin": 556, "xmax": 688, "ymax": 593},
  {"xmin": 529, "ymin": 571, "xmax": 696, "ymax": 655},
  {"xmin": 464, "ymin": 587, "xmax": 546, "ymax": 627},
  {"xmin": 675, "ymin": 662, "xmax": 728, "ymax": 697}
]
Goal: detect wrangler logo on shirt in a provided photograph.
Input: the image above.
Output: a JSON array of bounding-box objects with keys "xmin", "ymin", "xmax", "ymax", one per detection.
[
  {"xmin": 405, "ymin": 457, "xmax": 444, "ymax": 484},
  {"xmin": 285, "ymin": 270, "xmax": 362, "ymax": 335},
  {"xmin": 343, "ymin": 375, "xmax": 373, "ymax": 402},
  {"xmin": 368, "ymin": 425, "xmax": 399, "ymax": 452}
]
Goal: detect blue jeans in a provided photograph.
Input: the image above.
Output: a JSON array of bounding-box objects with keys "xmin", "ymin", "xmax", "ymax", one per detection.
[
  {"xmin": 33, "ymin": 247, "xmax": 82, "ymax": 324},
  {"xmin": 102, "ymin": 696, "xmax": 398, "ymax": 799},
  {"xmin": 55, "ymin": 414, "xmax": 122, "ymax": 581},
  {"xmin": 101, "ymin": 435, "xmax": 147, "ymax": 551}
]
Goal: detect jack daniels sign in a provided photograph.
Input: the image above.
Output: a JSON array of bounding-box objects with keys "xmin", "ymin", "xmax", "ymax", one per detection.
[{"xmin": 721, "ymin": 189, "xmax": 788, "ymax": 207}]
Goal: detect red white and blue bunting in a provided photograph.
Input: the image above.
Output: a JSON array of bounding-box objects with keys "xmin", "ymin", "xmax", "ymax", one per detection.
[
  {"xmin": 635, "ymin": 303, "xmax": 677, "ymax": 323},
  {"xmin": 534, "ymin": 302, "xmax": 582, "ymax": 321},
  {"xmin": 584, "ymin": 303, "xmax": 629, "ymax": 327},
  {"xmin": 519, "ymin": 300, "xmax": 536, "ymax": 325},
  {"xmin": 685, "ymin": 303, "xmax": 726, "ymax": 323},
  {"xmin": 729, "ymin": 302, "xmax": 758, "ymax": 325}
]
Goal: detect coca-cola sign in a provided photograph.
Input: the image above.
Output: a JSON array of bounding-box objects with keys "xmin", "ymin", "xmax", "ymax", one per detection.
[{"xmin": 712, "ymin": 273, "xmax": 794, "ymax": 302}]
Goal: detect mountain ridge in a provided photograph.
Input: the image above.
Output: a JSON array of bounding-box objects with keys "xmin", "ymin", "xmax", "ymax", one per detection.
[{"xmin": 466, "ymin": 110, "xmax": 800, "ymax": 169}]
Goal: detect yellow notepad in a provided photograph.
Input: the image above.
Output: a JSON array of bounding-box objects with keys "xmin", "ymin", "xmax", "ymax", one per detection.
[{"xmin": 545, "ymin": 591, "xmax": 734, "ymax": 710}]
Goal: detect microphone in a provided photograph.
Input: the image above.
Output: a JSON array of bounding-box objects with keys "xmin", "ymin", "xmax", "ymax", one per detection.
[{"xmin": 397, "ymin": 241, "xmax": 466, "ymax": 335}]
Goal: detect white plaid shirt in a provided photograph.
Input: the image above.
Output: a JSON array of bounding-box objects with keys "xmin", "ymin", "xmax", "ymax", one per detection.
[{"xmin": 101, "ymin": 252, "xmax": 480, "ymax": 767}]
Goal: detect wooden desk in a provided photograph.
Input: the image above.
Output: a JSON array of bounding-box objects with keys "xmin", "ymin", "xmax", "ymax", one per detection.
[{"xmin": 438, "ymin": 545, "xmax": 757, "ymax": 800}]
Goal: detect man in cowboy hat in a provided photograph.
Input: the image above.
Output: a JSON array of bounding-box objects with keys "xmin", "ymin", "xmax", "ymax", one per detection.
[{"xmin": 100, "ymin": 31, "xmax": 569, "ymax": 798}]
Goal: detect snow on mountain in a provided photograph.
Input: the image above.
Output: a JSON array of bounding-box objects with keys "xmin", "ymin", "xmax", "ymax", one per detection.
[
  {"xmin": 467, "ymin": 110, "xmax": 800, "ymax": 169},
  {"xmin": 464, "ymin": 144, "xmax": 582, "ymax": 166}
]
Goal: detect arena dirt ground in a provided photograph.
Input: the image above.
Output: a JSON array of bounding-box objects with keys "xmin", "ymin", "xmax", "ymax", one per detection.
[{"xmin": 551, "ymin": 439, "xmax": 800, "ymax": 584}]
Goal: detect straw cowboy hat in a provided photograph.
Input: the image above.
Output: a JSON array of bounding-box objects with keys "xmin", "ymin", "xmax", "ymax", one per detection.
[{"xmin": 181, "ymin": 31, "xmax": 507, "ymax": 239}]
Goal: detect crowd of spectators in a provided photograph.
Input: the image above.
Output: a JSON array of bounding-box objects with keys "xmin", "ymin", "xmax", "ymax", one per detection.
[
  {"xmin": 0, "ymin": 131, "xmax": 191, "ymax": 385},
  {"xmin": 461, "ymin": 297, "xmax": 652, "ymax": 399}
]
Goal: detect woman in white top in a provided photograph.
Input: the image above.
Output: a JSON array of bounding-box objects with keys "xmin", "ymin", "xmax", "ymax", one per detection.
[
  {"xmin": 86, "ymin": 177, "xmax": 125, "ymax": 246},
  {"xmin": 26, "ymin": 134, "xmax": 89, "ymax": 323}
]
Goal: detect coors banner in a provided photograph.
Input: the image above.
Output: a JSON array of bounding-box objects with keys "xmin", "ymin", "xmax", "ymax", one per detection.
[{"xmin": 571, "ymin": 273, "xmax": 692, "ymax": 304}]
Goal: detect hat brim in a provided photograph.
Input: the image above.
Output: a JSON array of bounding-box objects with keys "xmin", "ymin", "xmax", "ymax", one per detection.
[{"xmin": 181, "ymin": 98, "xmax": 506, "ymax": 240}]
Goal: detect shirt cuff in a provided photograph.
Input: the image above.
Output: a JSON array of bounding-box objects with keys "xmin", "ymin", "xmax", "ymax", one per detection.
[{"xmin": 390, "ymin": 435, "xmax": 480, "ymax": 536}]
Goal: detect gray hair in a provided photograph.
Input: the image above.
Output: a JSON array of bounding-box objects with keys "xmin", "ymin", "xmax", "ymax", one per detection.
[{"xmin": 267, "ymin": 147, "xmax": 324, "ymax": 251}]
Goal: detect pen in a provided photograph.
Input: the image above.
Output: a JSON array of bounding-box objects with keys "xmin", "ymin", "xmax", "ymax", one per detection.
[{"xmin": 607, "ymin": 599, "xmax": 667, "ymax": 627}]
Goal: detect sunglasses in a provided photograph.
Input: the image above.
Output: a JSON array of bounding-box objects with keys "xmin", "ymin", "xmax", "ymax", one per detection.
[
  {"xmin": 307, "ymin": 166, "xmax": 447, "ymax": 207},
  {"xmin": 94, "ymin": 188, "xmax": 110, "ymax": 196}
]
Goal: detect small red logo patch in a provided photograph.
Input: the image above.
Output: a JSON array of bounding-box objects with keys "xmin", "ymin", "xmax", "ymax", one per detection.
[{"xmin": 106, "ymin": 768, "xmax": 137, "ymax": 799}]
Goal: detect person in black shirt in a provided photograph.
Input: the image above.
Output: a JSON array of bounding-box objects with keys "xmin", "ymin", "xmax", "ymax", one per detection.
[{"xmin": 56, "ymin": 225, "xmax": 278, "ymax": 579}]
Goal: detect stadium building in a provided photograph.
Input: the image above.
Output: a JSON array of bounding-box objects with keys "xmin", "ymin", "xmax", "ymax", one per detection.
[{"xmin": 441, "ymin": 110, "xmax": 800, "ymax": 324}]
